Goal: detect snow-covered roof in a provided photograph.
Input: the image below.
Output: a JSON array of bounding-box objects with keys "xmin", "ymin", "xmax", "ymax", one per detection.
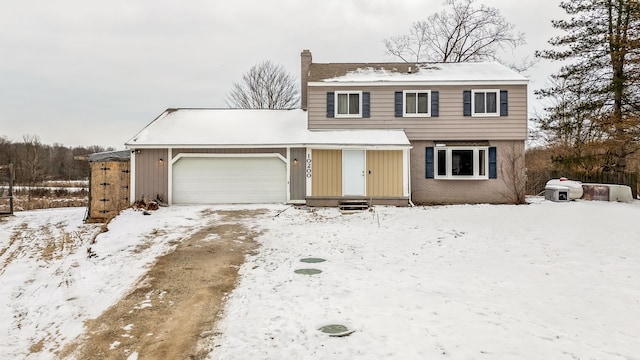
[
  {"xmin": 88, "ymin": 150, "xmax": 130, "ymax": 162},
  {"xmin": 308, "ymin": 62, "xmax": 528, "ymax": 85},
  {"xmin": 125, "ymin": 109, "xmax": 410, "ymax": 148}
]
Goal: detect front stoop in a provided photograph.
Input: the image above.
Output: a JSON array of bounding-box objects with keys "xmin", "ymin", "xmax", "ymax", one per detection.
[{"xmin": 338, "ymin": 199, "xmax": 369, "ymax": 212}]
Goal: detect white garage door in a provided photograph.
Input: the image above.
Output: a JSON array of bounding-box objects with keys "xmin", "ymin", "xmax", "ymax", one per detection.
[{"xmin": 172, "ymin": 156, "xmax": 287, "ymax": 204}]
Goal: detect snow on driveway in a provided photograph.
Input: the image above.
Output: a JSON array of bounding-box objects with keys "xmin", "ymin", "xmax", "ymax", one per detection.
[
  {"xmin": 210, "ymin": 200, "xmax": 640, "ymax": 359},
  {"xmin": 0, "ymin": 206, "xmax": 215, "ymax": 359}
]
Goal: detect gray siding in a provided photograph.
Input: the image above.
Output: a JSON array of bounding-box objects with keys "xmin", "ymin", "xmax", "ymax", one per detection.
[
  {"xmin": 307, "ymin": 85, "xmax": 527, "ymax": 140},
  {"xmin": 290, "ymin": 148, "xmax": 306, "ymax": 201},
  {"xmin": 134, "ymin": 148, "xmax": 169, "ymax": 203}
]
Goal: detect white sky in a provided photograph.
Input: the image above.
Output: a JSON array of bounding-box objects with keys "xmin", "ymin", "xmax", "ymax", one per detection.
[{"xmin": 0, "ymin": 0, "xmax": 567, "ymax": 149}]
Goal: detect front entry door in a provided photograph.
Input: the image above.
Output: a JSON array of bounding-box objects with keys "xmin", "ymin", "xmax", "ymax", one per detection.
[{"xmin": 343, "ymin": 150, "xmax": 365, "ymax": 196}]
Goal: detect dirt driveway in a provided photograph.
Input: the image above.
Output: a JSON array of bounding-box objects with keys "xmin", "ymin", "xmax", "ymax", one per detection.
[{"xmin": 60, "ymin": 209, "xmax": 263, "ymax": 360}]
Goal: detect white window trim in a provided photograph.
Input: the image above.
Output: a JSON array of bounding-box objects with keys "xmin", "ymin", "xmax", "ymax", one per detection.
[
  {"xmin": 403, "ymin": 90, "xmax": 431, "ymax": 117},
  {"xmin": 471, "ymin": 89, "xmax": 500, "ymax": 117},
  {"xmin": 434, "ymin": 146, "xmax": 489, "ymax": 180},
  {"xmin": 335, "ymin": 91, "xmax": 362, "ymax": 118}
]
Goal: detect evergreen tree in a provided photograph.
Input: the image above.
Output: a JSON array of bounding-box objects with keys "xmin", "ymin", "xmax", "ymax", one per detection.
[{"xmin": 536, "ymin": 0, "xmax": 640, "ymax": 176}]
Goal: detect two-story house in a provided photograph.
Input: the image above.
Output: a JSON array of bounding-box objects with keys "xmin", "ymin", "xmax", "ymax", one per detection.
[
  {"xmin": 300, "ymin": 50, "xmax": 528, "ymax": 205},
  {"xmin": 125, "ymin": 50, "xmax": 527, "ymax": 206}
]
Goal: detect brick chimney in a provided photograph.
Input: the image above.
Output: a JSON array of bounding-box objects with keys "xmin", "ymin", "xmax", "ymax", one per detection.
[{"xmin": 300, "ymin": 50, "xmax": 312, "ymax": 110}]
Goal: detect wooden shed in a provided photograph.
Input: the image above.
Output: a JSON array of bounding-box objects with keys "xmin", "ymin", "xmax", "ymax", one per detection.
[{"xmin": 87, "ymin": 150, "xmax": 131, "ymax": 222}]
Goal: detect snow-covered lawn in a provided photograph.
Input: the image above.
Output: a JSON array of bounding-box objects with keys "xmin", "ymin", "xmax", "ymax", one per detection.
[
  {"xmin": 211, "ymin": 199, "xmax": 640, "ymax": 359},
  {"xmin": 1, "ymin": 199, "xmax": 639, "ymax": 359}
]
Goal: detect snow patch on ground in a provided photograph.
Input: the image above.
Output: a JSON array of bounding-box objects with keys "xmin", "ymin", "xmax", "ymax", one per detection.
[
  {"xmin": 0, "ymin": 206, "xmax": 214, "ymax": 359},
  {"xmin": 1, "ymin": 200, "xmax": 639, "ymax": 359},
  {"xmin": 209, "ymin": 200, "xmax": 640, "ymax": 359}
]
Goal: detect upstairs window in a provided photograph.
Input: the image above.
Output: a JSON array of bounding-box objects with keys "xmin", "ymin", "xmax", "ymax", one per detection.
[
  {"xmin": 327, "ymin": 91, "xmax": 369, "ymax": 118},
  {"xmin": 472, "ymin": 90, "xmax": 499, "ymax": 116},
  {"xmin": 395, "ymin": 91, "xmax": 439, "ymax": 117},
  {"xmin": 464, "ymin": 89, "xmax": 508, "ymax": 117},
  {"xmin": 404, "ymin": 90, "xmax": 431, "ymax": 117},
  {"xmin": 336, "ymin": 91, "xmax": 362, "ymax": 117}
]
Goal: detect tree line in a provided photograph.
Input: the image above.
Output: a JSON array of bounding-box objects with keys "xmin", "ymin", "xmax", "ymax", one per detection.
[
  {"xmin": 0, "ymin": 135, "xmax": 114, "ymax": 185},
  {"xmin": 532, "ymin": 0, "xmax": 640, "ymax": 178}
]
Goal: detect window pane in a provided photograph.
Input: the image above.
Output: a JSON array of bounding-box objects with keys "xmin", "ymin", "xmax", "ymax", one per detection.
[
  {"xmin": 486, "ymin": 92, "xmax": 497, "ymax": 113},
  {"xmin": 337, "ymin": 94, "xmax": 348, "ymax": 114},
  {"xmin": 452, "ymin": 150, "xmax": 473, "ymax": 176},
  {"xmin": 417, "ymin": 93, "xmax": 429, "ymax": 113},
  {"xmin": 349, "ymin": 93, "xmax": 360, "ymax": 114},
  {"xmin": 437, "ymin": 149, "xmax": 447, "ymax": 176},
  {"xmin": 405, "ymin": 93, "xmax": 416, "ymax": 113},
  {"xmin": 474, "ymin": 92, "xmax": 485, "ymax": 113},
  {"xmin": 479, "ymin": 149, "xmax": 486, "ymax": 176}
]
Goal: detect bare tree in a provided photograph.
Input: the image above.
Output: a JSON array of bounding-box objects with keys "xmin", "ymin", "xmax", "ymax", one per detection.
[
  {"xmin": 0, "ymin": 136, "xmax": 12, "ymax": 165},
  {"xmin": 21, "ymin": 134, "xmax": 46, "ymax": 200},
  {"xmin": 384, "ymin": 0, "xmax": 525, "ymax": 63},
  {"xmin": 499, "ymin": 143, "xmax": 527, "ymax": 204},
  {"xmin": 226, "ymin": 60, "xmax": 299, "ymax": 109}
]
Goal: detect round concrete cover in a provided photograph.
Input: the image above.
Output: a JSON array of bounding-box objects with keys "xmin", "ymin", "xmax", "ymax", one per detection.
[
  {"xmin": 318, "ymin": 324, "xmax": 355, "ymax": 337},
  {"xmin": 294, "ymin": 268, "xmax": 322, "ymax": 275},
  {"xmin": 300, "ymin": 258, "xmax": 326, "ymax": 263}
]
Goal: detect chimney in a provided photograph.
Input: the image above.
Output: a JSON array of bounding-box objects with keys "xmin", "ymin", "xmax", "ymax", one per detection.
[{"xmin": 300, "ymin": 49, "xmax": 312, "ymax": 110}]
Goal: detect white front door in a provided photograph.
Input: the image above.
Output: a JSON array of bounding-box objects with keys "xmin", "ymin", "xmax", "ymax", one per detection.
[{"xmin": 343, "ymin": 150, "xmax": 366, "ymax": 196}]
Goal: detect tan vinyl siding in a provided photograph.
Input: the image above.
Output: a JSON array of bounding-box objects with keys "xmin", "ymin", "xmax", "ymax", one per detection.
[
  {"xmin": 311, "ymin": 149, "xmax": 342, "ymax": 196},
  {"xmin": 134, "ymin": 148, "xmax": 169, "ymax": 202},
  {"xmin": 366, "ymin": 150, "xmax": 403, "ymax": 197},
  {"xmin": 290, "ymin": 148, "xmax": 306, "ymax": 201},
  {"xmin": 308, "ymin": 85, "xmax": 527, "ymax": 140}
]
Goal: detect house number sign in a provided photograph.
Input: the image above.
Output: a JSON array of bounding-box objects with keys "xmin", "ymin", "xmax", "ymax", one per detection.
[{"xmin": 306, "ymin": 154, "xmax": 312, "ymax": 178}]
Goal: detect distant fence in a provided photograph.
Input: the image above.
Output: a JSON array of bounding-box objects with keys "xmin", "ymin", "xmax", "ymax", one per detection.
[{"xmin": 526, "ymin": 170, "xmax": 638, "ymax": 199}]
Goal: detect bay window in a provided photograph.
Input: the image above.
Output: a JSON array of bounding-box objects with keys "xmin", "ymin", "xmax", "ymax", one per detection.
[{"xmin": 435, "ymin": 146, "xmax": 489, "ymax": 179}]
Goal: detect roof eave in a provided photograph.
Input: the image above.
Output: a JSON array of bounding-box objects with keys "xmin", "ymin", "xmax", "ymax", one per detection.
[
  {"xmin": 125, "ymin": 142, "xmax": 412, "ymax": 149},
  {"xmin": 308, "ymin": 80, "xmax": 529, "ymax": 87}
]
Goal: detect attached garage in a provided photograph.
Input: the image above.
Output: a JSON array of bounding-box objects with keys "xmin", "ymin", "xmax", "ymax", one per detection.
[
  {"xmin": 172, "ymin": 156, "xmax": 287, "ymax": 204},
  {"xmin": 126, "ymin": 109, "xmax": 411, "ymax": 206}
]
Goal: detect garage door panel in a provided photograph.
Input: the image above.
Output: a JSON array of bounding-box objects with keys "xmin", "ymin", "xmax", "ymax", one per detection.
[{"xmin": 173, "ymin": 157, "xmax": 286, "ymax": 204}]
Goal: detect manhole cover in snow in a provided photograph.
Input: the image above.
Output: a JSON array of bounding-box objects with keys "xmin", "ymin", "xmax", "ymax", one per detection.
[
  {"xmin": 318, "ymin": 324, "xmax": 355, "ymax": 337},
  {"xmin": 300, "ymin": 257, "xmax": 326, "ymax": 263},
  {"xmin": 294, "ymin": 268, "xmax": 322, "ymax": 275}
]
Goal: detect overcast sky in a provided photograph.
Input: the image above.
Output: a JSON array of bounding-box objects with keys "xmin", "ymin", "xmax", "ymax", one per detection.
[{"xmin": 0, "ymin": 0, "xmax": 567, "ymax": 149}]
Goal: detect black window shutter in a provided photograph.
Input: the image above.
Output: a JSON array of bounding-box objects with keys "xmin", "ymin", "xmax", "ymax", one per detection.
[
  {"xmin": 326, "ymin": 92, "xmax": 335, "ymax": 118},
  {"xmin": 431, "ymin": 91, "xmax": 439, "ymax": 117},
  {"xmin": 500, "ymin": 90, "xmax": 508, "ymax": 116},
  {"xmin": 425, "ymin": 147, "xmax": 434, "ymax": 178},
  {"xmin": 489, "ymin": 146, "xmax": 497, "ymax": 179},
  {"xmin": 463, "ymin": 90, "xmax": 471, "ymax": 116},
  {"xmin": 394, "ymin": 91, "xmax": 403, "ymax": 117},
  {"xmin": 363, "ymin": 92, "xmax": 370, "ymax": 118}
]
